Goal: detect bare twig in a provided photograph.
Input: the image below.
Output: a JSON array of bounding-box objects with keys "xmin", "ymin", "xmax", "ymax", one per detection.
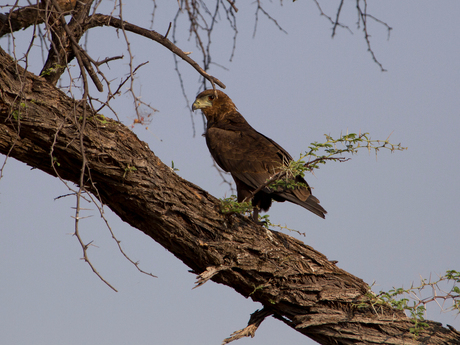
[
  {"xmin": 94, "ymin": 61, "xmax": 146, "ymax": 115},
  {"xmin": 312, "ymin": 0, "xmax": 352, "ymax": 36},
  {"xmin": 85, "ymin": 192, "xmax": 157, "ymax": 278},
  {"xmin": 212, "ymin": 160, "xmax": 235, "ymax": 194},
  {"xmin": 94, "ymin": 55, "xmax": 123, "ymax": 66},
  {"xmin": 356, "ymin": 0, "xmax": 386, "ymax": 72},
  {"xmin": 332, "ymin": 0, "xmax": 345, "ymax": 37},
  {"xmin": 313, "ymin": 0, "xmax": 390, "ymax": 70},
  {"xmin": 253, "ymin": 0, "xmax": 287, "ymax": 38}
]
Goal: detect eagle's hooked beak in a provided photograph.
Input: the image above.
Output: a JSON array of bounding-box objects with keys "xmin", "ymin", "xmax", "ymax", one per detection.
[{"xmin": 192, "ymin": 97, "xmax": 212, "ymax": 111}]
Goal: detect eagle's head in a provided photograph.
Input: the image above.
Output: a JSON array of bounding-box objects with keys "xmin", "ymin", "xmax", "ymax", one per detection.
[{"xmin": 192, "ymin": 89, "xmax": 237, "ymax": 120}]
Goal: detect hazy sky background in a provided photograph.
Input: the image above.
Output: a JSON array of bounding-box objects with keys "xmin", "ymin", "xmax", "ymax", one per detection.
[{"xmin": 1, "ymin": 1, "xmax": 459, "ymax": 344}]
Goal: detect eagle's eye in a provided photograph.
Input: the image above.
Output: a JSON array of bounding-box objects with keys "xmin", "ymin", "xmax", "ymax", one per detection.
[{"xmin": 209, "ymin": 95, "xmax": 215, "ymax": 100}]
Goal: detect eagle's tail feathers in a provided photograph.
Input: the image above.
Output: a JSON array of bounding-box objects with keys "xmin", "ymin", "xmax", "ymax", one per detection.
[{"xmin": 280, "ymin": 193, "xmax": 327, "ymax": 219}]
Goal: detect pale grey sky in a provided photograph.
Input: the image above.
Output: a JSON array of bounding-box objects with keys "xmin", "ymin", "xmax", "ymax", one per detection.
[{"xmin": 1, "ymin": 1, "xmax": 459, "ymax": 344}]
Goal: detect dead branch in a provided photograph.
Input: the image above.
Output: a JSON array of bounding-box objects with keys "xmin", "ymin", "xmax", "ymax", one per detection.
[
  {"xmin": 222, "ymin": 308, "xmax": 273, "ymax": 344},
  {"xmin": 85, "ymin": 13, "xmax": 225, "ymax": 89}
]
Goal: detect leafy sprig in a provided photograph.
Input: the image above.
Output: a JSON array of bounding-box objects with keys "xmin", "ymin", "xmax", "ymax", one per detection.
[
  {"xmin": 304, "ymin": 131, "xmax": 406, "ymax": 171},
  {"xmin": 257, "ymin": 131, "xmax": 406, "ymax": 195},
  {"xmin": 356, "ymin": 270, "xmax": 460, "ymax": 337},
  {"xmin": 220, "ymin": 195, "xmax": 253, "ymax": 216}
]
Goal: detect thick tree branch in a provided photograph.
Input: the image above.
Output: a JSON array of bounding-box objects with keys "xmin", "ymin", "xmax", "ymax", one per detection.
[{"xmin": 0, "ymin": 48, "xmax": 458, "ymax": 344}]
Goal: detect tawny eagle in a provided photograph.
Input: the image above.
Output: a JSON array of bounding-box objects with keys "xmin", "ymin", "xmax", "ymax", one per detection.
[{"xmin": 192, "ymin": 89, "xmax": 326, "ymax": 220}]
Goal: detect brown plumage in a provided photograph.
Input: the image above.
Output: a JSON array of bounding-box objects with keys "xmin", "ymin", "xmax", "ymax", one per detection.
[{"xmin": 192, "ymin": 89, "xmax": 326, "ymax": 220}]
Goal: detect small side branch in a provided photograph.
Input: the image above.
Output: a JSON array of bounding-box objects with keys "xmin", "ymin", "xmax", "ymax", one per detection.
[
  {"xmin": 85, "ymin": 192, "xmax": 158, "ymax": 279},
  {"xmin": 73, "ymin": 223, "xmax": 118, "ymax": 292},
  {"xmin": 313, "ymin": 0, "xmax": 352, "ymax": 36},
  {"xmin": 194, "ymin": 265, "xmax": 231, "ymax": 289},
  {"xmin": 356, "ymin": 0, "xmax": 388, "ymax": 72},
  {"xmin": 253, "ymin": 0, "xmax": 287, "ymax": 38},
  {"xmin": 222, "ymin": 308, "xmax": 273, "ymax": 344}
]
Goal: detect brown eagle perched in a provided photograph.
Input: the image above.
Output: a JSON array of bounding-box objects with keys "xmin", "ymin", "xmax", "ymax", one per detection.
[{"xmin": 192, "ymin": 89, "xmax": 326, "ymax": 221}]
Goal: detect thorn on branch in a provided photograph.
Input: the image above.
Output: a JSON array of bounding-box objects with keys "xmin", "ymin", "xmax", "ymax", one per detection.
[
  {"xmin": 164, "ymin": 22, "xmax": 171, "ymax": 38},
  {"xmin": 84, "ymin": 240, "xmax": 94, "ymax": 250}
]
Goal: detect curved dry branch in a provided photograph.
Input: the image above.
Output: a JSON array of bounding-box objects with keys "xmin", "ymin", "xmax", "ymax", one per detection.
[
  {"xmin": 0, "ymin": 47, "xmax": 458, "ymax": 345},
  {"xmin": 84, "ymin": 13, "xmax": 226, "ymax": 89}
]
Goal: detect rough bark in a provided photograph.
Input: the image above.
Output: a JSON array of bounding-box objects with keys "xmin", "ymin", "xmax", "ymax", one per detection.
[
  {"xmin": 0, "ymin": 0, "xmax": 77, "ymax": 38},
  {"xmin": 0, "ymin": 48, "xmax": 459, "ymax": 345}
]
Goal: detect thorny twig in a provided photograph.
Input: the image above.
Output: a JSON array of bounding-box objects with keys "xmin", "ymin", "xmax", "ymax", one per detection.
[
  {"xmin": 253, "ymin": 0, "xmax": 287, "ymax": 38},
  {"xmin": 313, "ymin": 0, "xmax": 391, "ymax": 71},
  {"xmin": 313, "ymin": 0, "xmax": 352, "ymax": 36},
  {"xmin": 356, "ymin": 0, "xmax": 392, "ymax": 72}
]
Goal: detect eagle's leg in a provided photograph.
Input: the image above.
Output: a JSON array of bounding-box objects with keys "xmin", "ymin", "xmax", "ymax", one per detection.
[
  {"xmin": 252, "ymin": 206, "xmax": 268, "ymax": 226},
  {"xmin": 252, "ymin": 206, "xmax": 259, "ymax": 222},
  {"xmin": 251, "ymin": 192, "xmax": 272, "ymax": 225}
]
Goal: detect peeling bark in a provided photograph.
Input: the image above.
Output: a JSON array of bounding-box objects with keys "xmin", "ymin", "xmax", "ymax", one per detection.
[{"xmin": 1, "ymin": 48, "xmax": 459, "ymax": 344}]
